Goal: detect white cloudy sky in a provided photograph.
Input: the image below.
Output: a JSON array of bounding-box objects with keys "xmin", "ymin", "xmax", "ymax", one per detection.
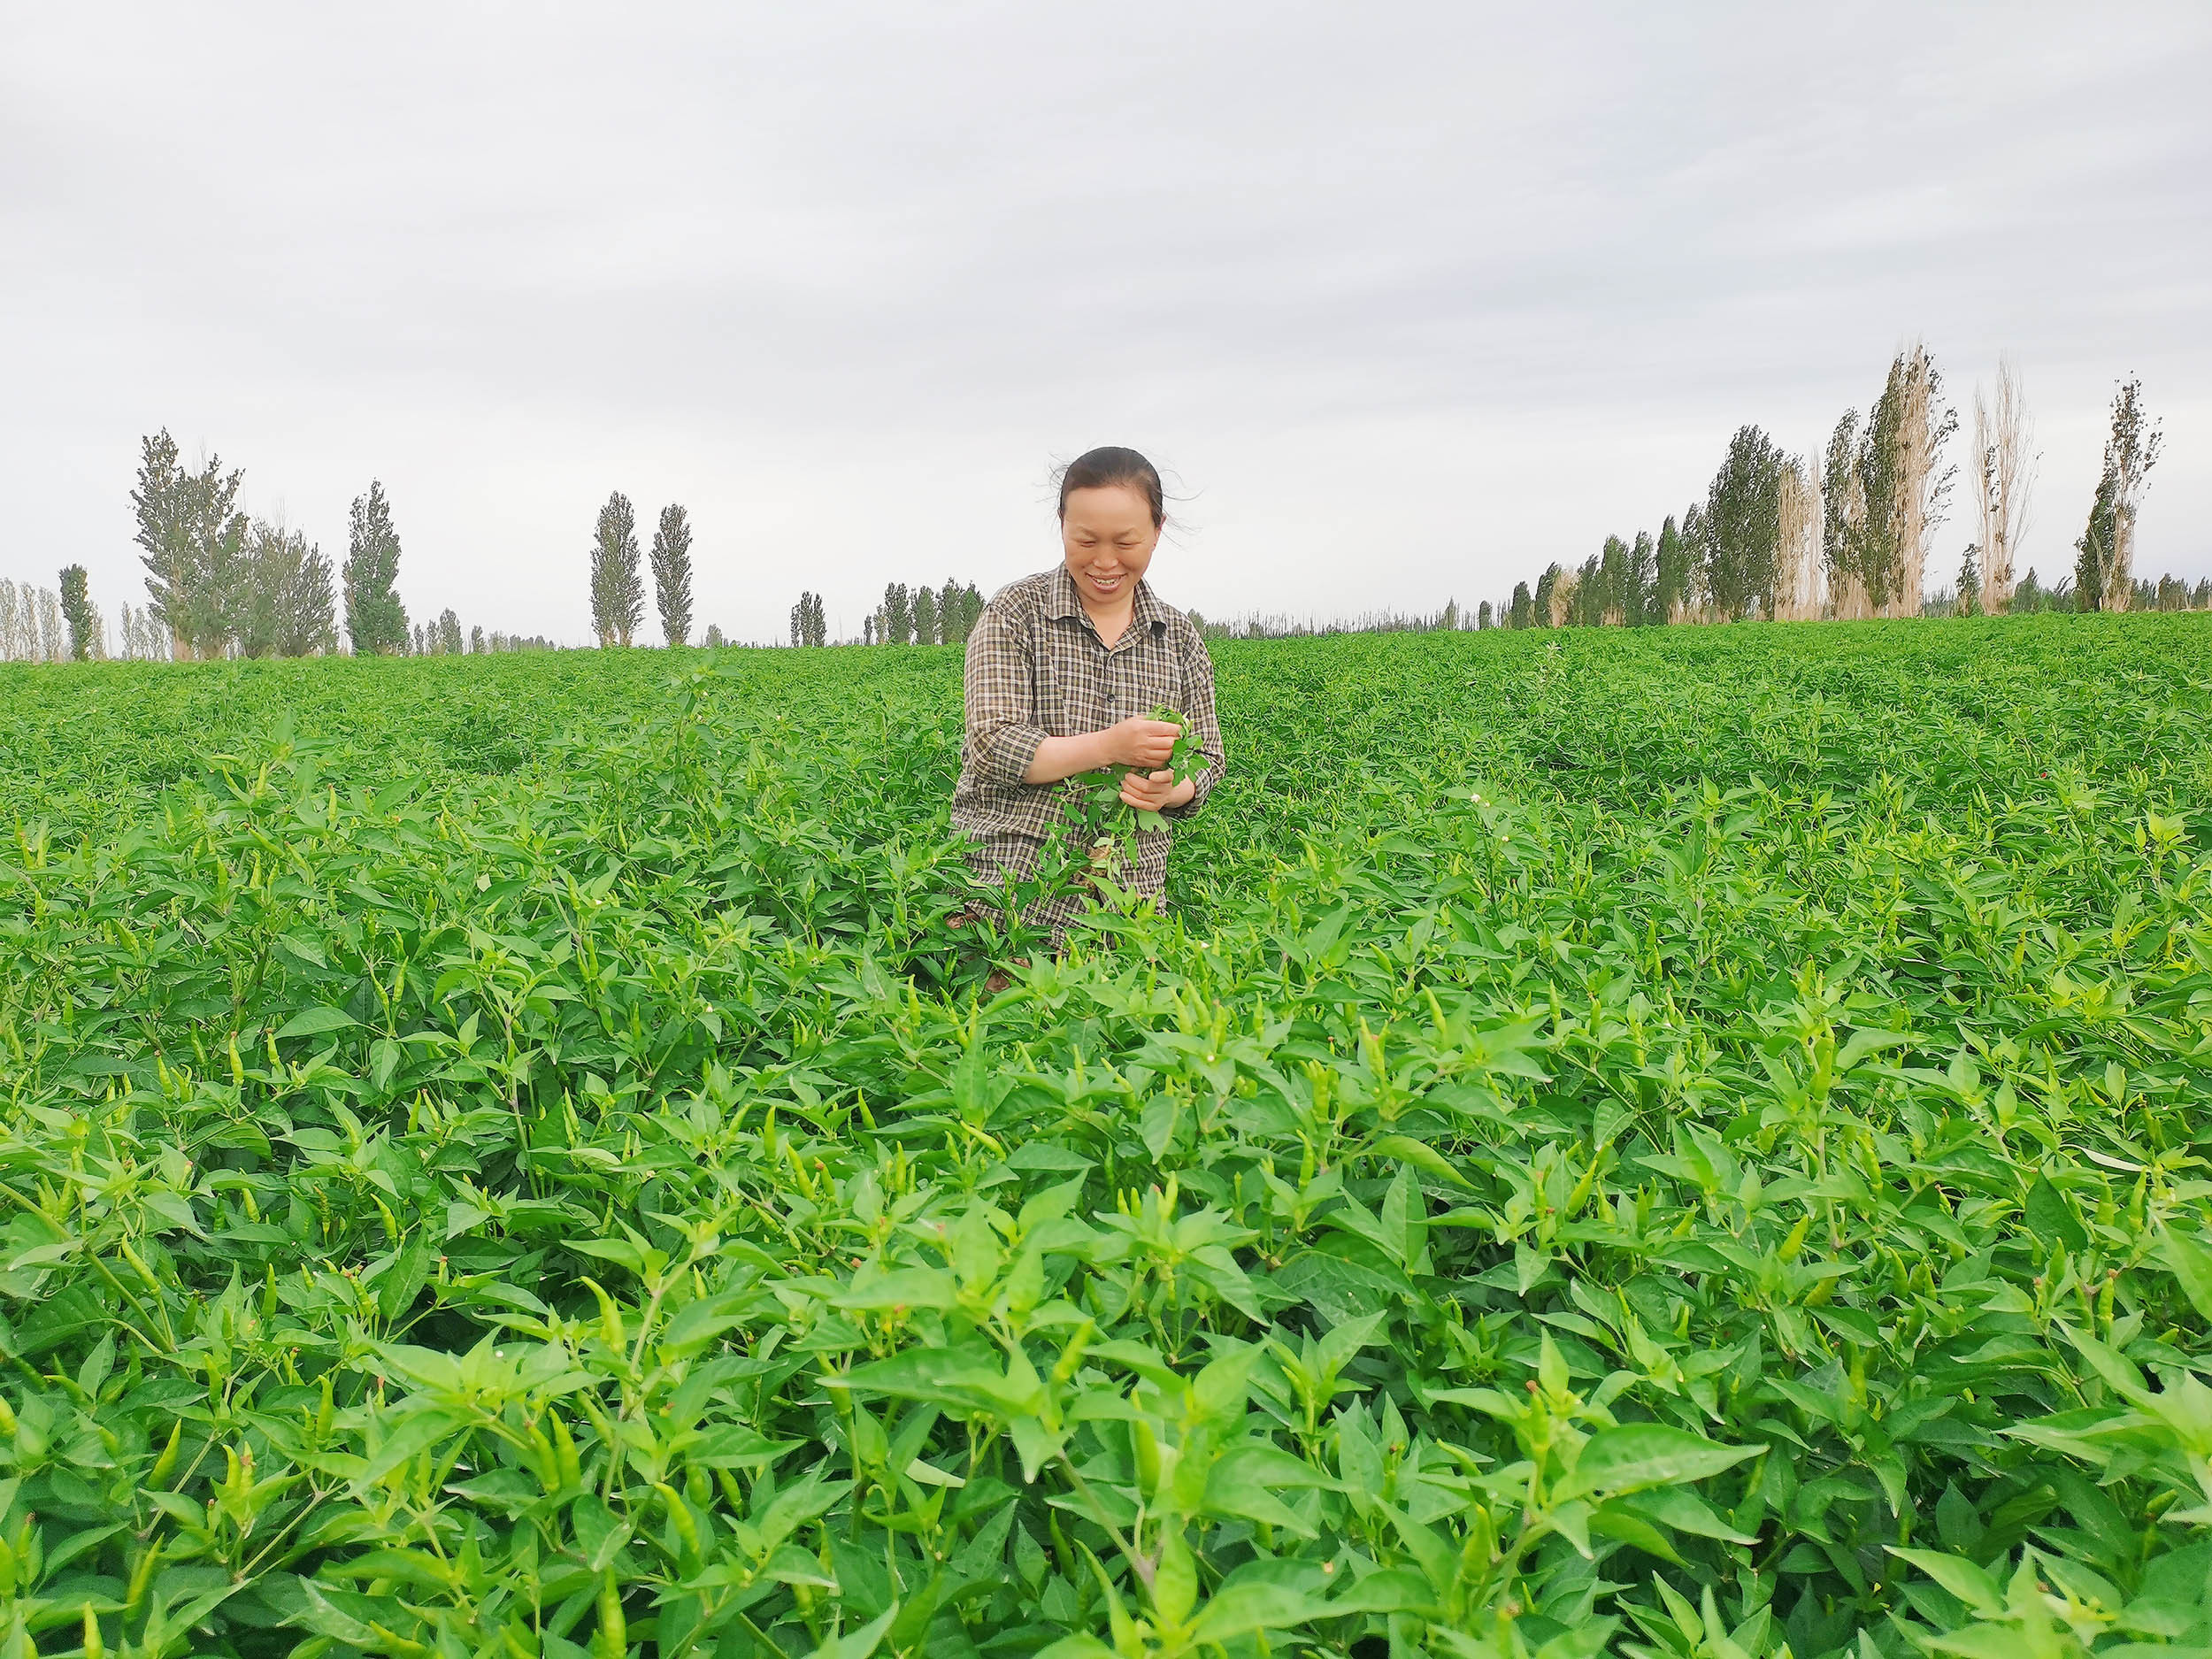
[{"xmin": 4, "ymin": 2, "xmax": 2208, "ymax": 642}]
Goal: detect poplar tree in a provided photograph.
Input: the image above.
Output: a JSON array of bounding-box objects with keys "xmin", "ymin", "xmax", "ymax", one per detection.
[
  {"xmin": 912, "ymin": 584, "xmax": 939, "ymax": 645},
  {"xmin": 2074, "ymin": 375, "xmax": 2162, "ymax": 612},
  {"xmin": 342, "ymin": 480, "xmax": 410, "ymax": 654},
  {"xmin": 1822, "ymin": 413, "xmax": 1868, "ymax": 618},
  {"xmin": 591, "ymin": 492, "xmax": 644, "ymax": 647},
  {"xmin": 1855, "ymin": 346, "xmax": 1955, "ymax": 616},
  {"xmin": 131, "ymin": 430, "xmax": 189, "ymax": 657},
  {"xmin": 1509, "ymin": 581, "xmax": 1534, "ymax": 629},
  {"xmin": 133, "ymin": 429, "xmax": 249, "ymax": 659},
  {"xmin": 241, "ymin": 520, "xmax": 336, "ymax": 657},
  {"xmin": 1702, "ymin": 426, "xmax": 1785, "ymax": 621},
  {"xmin": 881, "ymin": 582, "xmax": 911, "ymax": 645},
  {"xmin": 1572, "ymin": 554, "xmax": 1601, "ymax": 626},
  {"xmin": 1956, "ymin": 549, "xmax": 1981, "ymax": 617},
  {"xmin": 288, "ymin": 543, "xmax": 338, "ymax": 657},
  {"xmin": 58, "ymin": 565, "xmax": 94, "ymax": 659},
  {"xmin": 1653, "ymin": 515, "xmax": 1687, "ymax": 624},
  {"xmin": 1477, "ymin": 599, "xmax": 1494, "ymax": 630},
  {"xmin": 1532, "ymin": 565, "xmax": 1560, "ymax": 627},
  {"xmin": 1599, "ymin": 536, "xmax": 1630, "ymax": 624},
  {"xmin": 941, "ymin": 580, "xmax": 987, "ymax": 645},
  {"xmin": 1770, "ymin": 457, "xmax": 1821, "ymax": 622},
  {"xmin": 650, "ymin": 503, "xmax": 695, "ymax": 646},
  {"xmin": 1970, "ymin": 357, "xmax": 2035, "ymax": 612},
  {"xmin": 790, "ymin": 592, "xmax": 826, "ymax": 647}
]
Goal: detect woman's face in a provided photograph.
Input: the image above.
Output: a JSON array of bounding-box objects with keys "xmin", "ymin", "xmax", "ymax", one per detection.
[{"xmin": 1060, "ymin": 484, "xmax": 1160, "ymax": 611}]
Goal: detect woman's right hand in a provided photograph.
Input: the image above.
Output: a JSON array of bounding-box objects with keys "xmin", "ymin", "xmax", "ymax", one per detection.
[{"xmin": 1102, "ymin": 717, "xmax": 1183, "ymax": 770}]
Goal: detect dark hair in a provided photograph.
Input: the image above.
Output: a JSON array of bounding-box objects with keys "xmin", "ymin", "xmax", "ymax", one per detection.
[{"xmin": 1056, "ymin": 446, "xmax": 1165, "ymax": 530}]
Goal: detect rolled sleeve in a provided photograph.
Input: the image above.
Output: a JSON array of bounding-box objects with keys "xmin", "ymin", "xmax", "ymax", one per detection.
[
  {"xmin": 962, "ymin": 601, "xmax": 1049, "ymax": 788},
  {"xmin": 1164, "ymin": 627, "xmax": 1224, "ymax": 819}
]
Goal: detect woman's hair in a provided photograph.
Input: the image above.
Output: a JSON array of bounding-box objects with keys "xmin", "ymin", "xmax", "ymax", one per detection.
[{"xmin": 1056, "ymin": 446, "xmax": 1165, "ymax": 530}]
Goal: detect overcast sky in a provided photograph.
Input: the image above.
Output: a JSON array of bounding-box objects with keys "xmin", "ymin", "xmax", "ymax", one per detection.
[{"xmin": 5, "ymin": 2, "xmax": 2208, "ymax": 643}]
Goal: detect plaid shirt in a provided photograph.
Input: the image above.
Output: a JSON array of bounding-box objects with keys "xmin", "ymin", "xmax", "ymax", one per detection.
[{"xmin": 953, "ymin": 566, "xmax": 1224, "ymax": 911}]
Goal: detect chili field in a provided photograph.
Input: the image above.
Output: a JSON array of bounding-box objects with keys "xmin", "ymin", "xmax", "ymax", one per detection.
[{"xmin": 4, "ymin": 614, "xmax": 2212, "ymax": 1659}]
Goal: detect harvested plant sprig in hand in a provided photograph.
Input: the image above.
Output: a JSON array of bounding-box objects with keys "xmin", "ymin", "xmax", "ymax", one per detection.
[{"xmin": 1078, "ymin": 704, "xmax": 1202, "ymax": 839}]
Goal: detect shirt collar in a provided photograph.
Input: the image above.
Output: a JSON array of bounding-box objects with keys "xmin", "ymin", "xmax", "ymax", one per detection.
[{"xmin": 1047, "ymin": 565, "xmax": 1168, "ymax": 633}]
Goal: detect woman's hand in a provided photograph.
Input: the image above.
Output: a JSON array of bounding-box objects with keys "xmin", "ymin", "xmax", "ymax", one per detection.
[
  {"xmin": 1023, "ymin": 718, "xmax": 1184, "ymax": 786},
  {"xmin": 1102, "ymin": 717, "xmax": 1183, "ymax": 769},
  {"xmin": 1120, "ymin": 768, "xmax": 1196, "ymax": 815}
]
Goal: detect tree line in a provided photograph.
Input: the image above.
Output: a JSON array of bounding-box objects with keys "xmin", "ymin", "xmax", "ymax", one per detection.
[
  {"xmin": 1483, "ymin": 351, "xmax": 2193, "ymax": 628},
  {"xmin": 10, "ymin": 386, "xmax": 2197, "ymax": 668},
  {"xmin": 780, "ymin": 580, "xmax": 988, "ymax": 647}
]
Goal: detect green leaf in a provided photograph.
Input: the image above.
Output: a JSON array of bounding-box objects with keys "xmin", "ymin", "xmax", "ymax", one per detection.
[
  {"xmin": 1887, "ymin": 1547, "xmax": 2003, "ymax": 1614},
  {"xmin": 571, "ymin": 1493, "xmax": 632, "ymax": 1572},
  {"xmin": 1188, "ymin": 1582, "xmax": 1331, "ymax": 1643},
  {"xmin": 273, "ymin": 1004, "xmax": 359, "ymax": 1040},
  {"xmin": 355, "ymin": 1407, "xmax": 468, "ymax": 1488},
  {"xmin": 1615, "ymin": 1485, "xmax": 1761, "ymax": 1545},
  {"xmin": 1588, "ymin": 1501, "xmax": 1684, "ymax": 1563},
  {"xmin": 1835, "ymin": 1027, "xmax": 1910, "ymax": 1071},
  {"xmin": 1153, "ymin": 1529, "xmax": 1197, "ymax": 1628},
  {"xmin": 2163, "ymin": 1228, "xmax": 2212, "ymax": 1325},
  {"xmin": 801, "ymin": 1604, "xmax": 898, "ymax": 1659},
  {"xmin": 2025, "ymin": 1175, "xmax": 2088, "ymax": 1253},
  {"xmin": 832, "ymin": 1267, "xmax": 960, "ymax": 1312},
  {"xmin": 1555, "ymin": 1424, "xmax": 1763, "ymax": 1500},
  {"xmin": 1324, "ymin": 1566, "xmax": 1440, "ymax": 1617},
  {"xmin": 1033, "ymin": 1640, "xmax": 1119, "ymax": 1659},
  {"xmin": 1534, "ymin": 1617, "xmax": 1620, "ymax": 1659}
]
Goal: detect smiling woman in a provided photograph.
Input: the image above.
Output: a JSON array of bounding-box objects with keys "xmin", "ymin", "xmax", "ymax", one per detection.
[{"xmin": 951, "ymin": 445, "xmax": 1225, "ymax": 943}]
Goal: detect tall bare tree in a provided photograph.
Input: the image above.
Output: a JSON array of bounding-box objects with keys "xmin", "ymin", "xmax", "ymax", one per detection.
[
  {"xmin": 1532, "ymin": 564, "xmax": 1562, "ymax": 627},
  {"xmin": 1970, "ymin": 357, "xmax": 2036, "ymax": 613},
  {"xmin": 35, "ymin": 587, "xmax": 64, "ymax": 661},
  {"xmin": 1772, "ymin": 456, "xmax": 1821, "ymax": 621},
  {"xmin": 1549, "ymin": 568, "xmax": 1580, "ymax": 626},
  {"xmin": 1821, "ymin": 413, "xmax": 1872, "ymax": 620}
]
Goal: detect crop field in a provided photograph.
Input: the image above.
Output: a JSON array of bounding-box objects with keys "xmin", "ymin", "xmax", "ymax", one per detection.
[{"xmin": 4, "ymin": 614, "xmax": 2212, "ymax": 1659}]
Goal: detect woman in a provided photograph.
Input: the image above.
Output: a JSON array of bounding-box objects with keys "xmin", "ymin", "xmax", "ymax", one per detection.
[{"xmin": 952, "ymin": 446, "xmax": 1225, "ymax": 946}]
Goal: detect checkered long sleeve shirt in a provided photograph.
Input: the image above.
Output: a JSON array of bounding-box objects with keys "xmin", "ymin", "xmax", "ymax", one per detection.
[{"xmin": 952, "ymin": 567, "xmax": 1224, "ymax": 896}]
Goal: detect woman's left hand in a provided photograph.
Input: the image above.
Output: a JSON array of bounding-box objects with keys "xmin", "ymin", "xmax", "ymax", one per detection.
[{"xmin": 1120, "ymin": 769, "xmax": 1194, "ymax": 813}]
